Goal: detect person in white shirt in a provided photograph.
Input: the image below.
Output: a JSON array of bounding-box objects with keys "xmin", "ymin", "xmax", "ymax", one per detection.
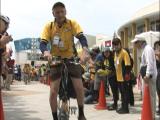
[{"xmin": 131, "ymin": 38, "xmax": 157, "ymax": 119}]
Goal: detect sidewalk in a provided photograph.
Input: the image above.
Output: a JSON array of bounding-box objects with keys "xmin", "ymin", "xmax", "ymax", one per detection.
[{"xmin": 2, "ymin": 81, "xmax": 159, "ymax": 120}]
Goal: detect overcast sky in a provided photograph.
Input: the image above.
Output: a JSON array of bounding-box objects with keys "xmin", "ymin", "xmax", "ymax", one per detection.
[{"xmin": 1, "ymin": 0, "xmax": 157, "ymax": 40}]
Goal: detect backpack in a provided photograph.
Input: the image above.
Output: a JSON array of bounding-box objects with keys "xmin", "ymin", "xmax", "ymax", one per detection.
[
  {"xmin": 121, "ymin": 49, "xmax": 133, "ymax": 78},
  {"xmin": 124, "ymin": 48, "xmax": 134, "ymax": 71},
  {"xmin": 122, "ymin": 48, "xmax": 137, "ymax": 85}
]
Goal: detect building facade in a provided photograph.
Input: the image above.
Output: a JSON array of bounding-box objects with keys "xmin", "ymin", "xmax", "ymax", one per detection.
[
  {"xmin": 96, "ymin": 34, "xmax": 112, "ymax": 50},
  {"xmin": 15, "ymin": 34, "xmax": 96, "ymax": 65},
  {"xmin": 75, "ymin": 34, "xmax": 96, "ymax": 53},
  {"xmin": 117, "ymin": 1, "xmax": 160, "ymax": 74}
]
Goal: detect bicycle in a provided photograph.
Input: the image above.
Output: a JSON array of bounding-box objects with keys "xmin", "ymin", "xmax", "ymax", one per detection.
[{"xmin": 48, "ymin": 56, "xmax": 80, "ymax": 120}]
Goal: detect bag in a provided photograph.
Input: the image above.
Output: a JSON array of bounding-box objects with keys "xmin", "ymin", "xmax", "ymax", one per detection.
[
  {"xmin": 124, "ymin": 48, "xmax": 134, "ymax": 71},
  {"xmin": 122, "ymin": 48, "xmax": 134, "ymax": 81},
  {"xmin": 130, "ymin": 71, "xmax": 137, "ymax": 85},
  {"xmin": 140, "ymin": 66, "xmax": 147, "ymax": 79}
]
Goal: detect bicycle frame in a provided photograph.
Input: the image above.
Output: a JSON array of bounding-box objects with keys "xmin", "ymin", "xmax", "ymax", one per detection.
[
  {"xmin": 41, "ymin": 56, "xmax": 79, "ymax": 120},
  {"xmin": 58, "ymin": 59, "xmax": 78, "ymax": 120}
]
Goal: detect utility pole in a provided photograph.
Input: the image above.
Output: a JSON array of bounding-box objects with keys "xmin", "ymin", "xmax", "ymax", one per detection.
[{"xmin": 30, "ymin": 38, "xmax": 37, "ymax": 66}]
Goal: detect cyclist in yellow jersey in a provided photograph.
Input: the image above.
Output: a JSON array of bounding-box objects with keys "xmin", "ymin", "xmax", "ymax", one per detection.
[{"xmin": 40, "ymin": 2, "xmax": 88, "ymax": 120}]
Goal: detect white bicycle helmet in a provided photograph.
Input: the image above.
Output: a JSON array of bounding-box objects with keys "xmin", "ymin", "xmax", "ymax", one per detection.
[{"xmin": 0, "ymin": 15, "xmax": 10, "ymax": 24}]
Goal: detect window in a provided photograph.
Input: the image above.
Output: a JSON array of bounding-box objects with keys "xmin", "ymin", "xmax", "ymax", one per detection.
[
  {"xmin": 137, "ymin": 24, "xmax": 145, "ymax": 34},
  {"xmin": 156, "ymin": 20, "xmax": 160, "ymax": 31},
  {"xmin": 27, "ymin": 53, "xmax": 41, "ymax": 60},
  {"xmin": 150, "ymin": 21, "xmax": 156, "ymax": 31},
  {"xmin": 150, "ymin": 20, "xmax": 160, "ymax": 31}
]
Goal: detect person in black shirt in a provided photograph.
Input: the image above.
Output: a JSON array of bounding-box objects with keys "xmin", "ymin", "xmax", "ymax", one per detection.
[
  {"xmin": 94, "ymin": 47, "xmax": 118, "ymax": 110},
  {"xmin": 154, "ymin": 40, "xmax": 160, "ymax": 115}
]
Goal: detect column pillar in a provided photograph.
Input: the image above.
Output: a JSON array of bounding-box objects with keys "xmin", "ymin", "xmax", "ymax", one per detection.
[
  {"xmin": 124, "ymin": 27, "xmax": 129, "ymax": 48},
  {"xmin": 144, "ymin": 18, "xmax": 150, "ymax": 32},
  {"xmin": 131, "ymin": 23, "xmax": 137, "ymax": 75},
  {"xmin": 120, "ymin": 31, "xmax": 124, "ymax": 47}
]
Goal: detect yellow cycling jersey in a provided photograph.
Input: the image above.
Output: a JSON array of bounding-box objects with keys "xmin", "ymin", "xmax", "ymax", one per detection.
[
  {"xmin": 114, "ymin": 49, "xmax": 131, "ymax": 82},
  {"xmin": 40, "ymin": 19, "xmax": 83, "ymax": 58}
]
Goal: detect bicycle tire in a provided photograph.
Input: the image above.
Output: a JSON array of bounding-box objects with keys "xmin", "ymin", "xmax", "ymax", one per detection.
[{"xmin": 58, "ymin": 106, "xmax": 69, "ymax": 120}]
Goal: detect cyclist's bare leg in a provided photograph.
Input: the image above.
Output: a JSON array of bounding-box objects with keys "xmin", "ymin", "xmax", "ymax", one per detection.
[
  {"xmin": 50, "ymin": 79, "xmax": 60, "ymax": 120},
  {"xmin": 72, "ymin": 77, "xmax": 86, "ymax": 120},
  {"xmin": 71, "ymin": 77, "xmax": 84, "ymax": 105}
]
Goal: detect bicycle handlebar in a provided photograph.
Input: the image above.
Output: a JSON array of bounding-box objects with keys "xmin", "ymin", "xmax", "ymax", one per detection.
[{"xmin": 40, "ymin": 56, "xmax": 81, "ymax": 65}]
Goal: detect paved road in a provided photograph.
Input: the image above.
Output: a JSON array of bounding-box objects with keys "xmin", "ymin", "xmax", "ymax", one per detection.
[{"xmin": 2, "ymin": 81, "xmax": 159, "ymax": 120}]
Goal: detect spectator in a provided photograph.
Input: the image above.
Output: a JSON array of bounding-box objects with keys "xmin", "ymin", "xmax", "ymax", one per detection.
[
  {"xmin": 14, "ymin": 65, "xmax": 18, "ymax": 80},
  {"xmin": 154, "ymin": 40, "xmax": 160, "ymax": 115},
  {"xmin": 23, "ymin": 64, "xmax": 30, "ymax": 85},
  {"xmin": 36, "ymin": 66, "xmax": 40, "ymax": 81},
  {"xmin": 83, "ymin": 50, "xmax": 97, "ymax": 104},
  {"xmin": 94, "ymin": 47, "xmax": 118, "ymax": 110},
  {"xmin": 112, "ymin": 38, "xmax": 131, "ymax": 114},
  {"xmin": 30, "ymin": 67, "xmax": 35, "ymax": 81},
  {"xmin": 1, "ymin": 64, "xmax": 8, "ymax": 88},
  {"xmin": 131, "ymin": 37, "xmax": 157, "ymax": 119},
  {"xmin": 0, "ymin": 15, "xmax": 12, "ymax": 88},
  {"xmin": 92, "ymin": 46, "xmax": 100, "ymax": 56},
  {"xmin": 5, "ymin": 57, "xmax": 14, "ymax": 90},
  {"xmin": 17, "ymin": 65, "xmax": 22, "ymax": 81},
  {"xmin": 38, "ymin": 66, "xmax": 42, "ymax": 81},
  {"xmin": 0, "ymin": 15, "xmax": 12, "ymax": 45}
]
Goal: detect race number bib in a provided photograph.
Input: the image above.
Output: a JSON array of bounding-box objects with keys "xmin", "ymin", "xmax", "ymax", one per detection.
[
  {"xmin": 52, "ymin": 35, "xmax": 60, "ymax": 45},
  {"xmin": 58, "ymin": 41, "xmax": 64, "ymax": 48},
  {"xmin": 116, "ymin": 59, "xmax": 119, "ymax": 65}
]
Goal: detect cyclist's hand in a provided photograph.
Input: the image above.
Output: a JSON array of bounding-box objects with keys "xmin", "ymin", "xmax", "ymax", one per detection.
[
  {"xmin": 44, "ymin": 51, "xmax": 52, "ymax": 61},
  {"xmin": 80, "ymin": 47, "xmax": 90, "ymax": 64}
]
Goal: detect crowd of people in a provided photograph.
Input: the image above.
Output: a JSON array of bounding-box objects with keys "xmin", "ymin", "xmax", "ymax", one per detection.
[
  {"xmin": 1, "ymin": 2, "xmax": 160, "ymax": 120},
  {"xmin": 0, "ymin": 14, "xmax": 50, "ymax": 90},
  {"xmin": 1, "ymin": 62, "xmax": 51, "ymax": 87},
  {"xmin": 81, "ymin": 37, "xmax": 160, "ymax": 119},
  {"xmin": 21, "ymin": 63, "xmax": 50, "ymax": 84}
]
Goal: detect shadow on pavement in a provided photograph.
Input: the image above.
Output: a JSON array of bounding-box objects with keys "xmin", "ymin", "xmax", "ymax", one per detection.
[
  {"xmin": 130, "ymin": 107, "xmax": 141, "ymax": 114},
  {"xmin": 129, "ymin": 104, "xmax": 160, "ymax": 120},
  {"xmin": 3, "ymin": 94, "xmax": 43, "ymax": 120}
]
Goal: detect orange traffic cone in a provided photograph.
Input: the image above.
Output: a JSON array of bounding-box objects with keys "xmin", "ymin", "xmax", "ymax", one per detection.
[
  {"xmin": 141, "ymin": 84, "xmax": 153, "ymax": 120},
  {"xmin": 95, "ymin": 80, "xmax": 107, "ymax": 110},
  {"xmin": 0, "ymin": 90, "xmax": 4, "ymax": 120}
]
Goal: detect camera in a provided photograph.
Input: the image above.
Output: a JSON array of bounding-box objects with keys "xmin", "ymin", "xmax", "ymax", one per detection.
[{"xmin": 5, "ymin": 32, "xmax": 13, "ymax": 41}]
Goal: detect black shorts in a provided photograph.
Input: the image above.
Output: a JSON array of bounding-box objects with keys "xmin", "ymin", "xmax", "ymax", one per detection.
[{"xmin": 49, "ymin": 63, "xmax": 82, "ymax": 80}]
